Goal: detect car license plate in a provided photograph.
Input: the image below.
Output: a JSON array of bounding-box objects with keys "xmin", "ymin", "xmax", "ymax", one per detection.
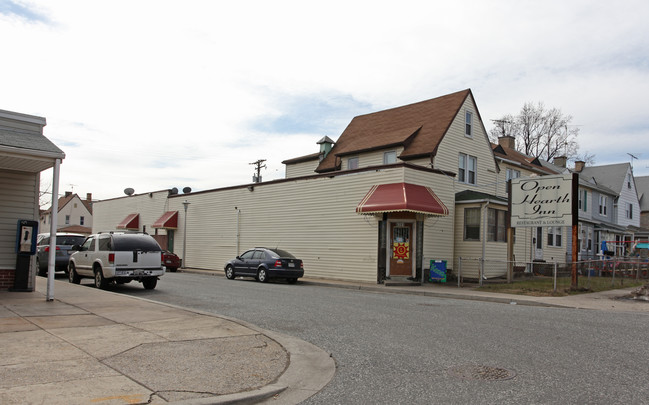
[
  {"xmin": 288, "ymin": 263, "xmax": 295, "ymax": 268},
  {"xmin": 133, "ymin": 270, "xmax": 145, "ymax": 275}
]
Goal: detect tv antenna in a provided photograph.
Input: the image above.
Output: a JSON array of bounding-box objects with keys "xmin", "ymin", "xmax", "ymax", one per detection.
[{"xmin": 628, "ymin": 153, "xmax": 638, "ymax": 169}]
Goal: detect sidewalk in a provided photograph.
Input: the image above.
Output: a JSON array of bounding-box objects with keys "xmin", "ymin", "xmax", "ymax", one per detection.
[{"xmin": 0, "ymin": 277, "xmax": 335, "ymax": 405}]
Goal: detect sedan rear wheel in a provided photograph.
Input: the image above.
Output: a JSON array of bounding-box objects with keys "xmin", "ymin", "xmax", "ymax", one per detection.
[
  {"xmin": 257, "ymin": 268, "xmax": 268, "ymax": 283},
  {"xmin": 225, "ymin": 265, "xmax": 235, "ymax": 280}
]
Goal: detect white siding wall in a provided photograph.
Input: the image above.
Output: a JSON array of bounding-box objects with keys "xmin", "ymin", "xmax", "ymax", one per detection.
[
  {"xmin": 0, "ymin": 170, "xmax": 38, "ymax": 283},
  {"xmin": 57, "ymin": 195, "xmax": 93, "ymax": 229},
  {"xmin": 617, "ymin": 167, "xmax": 641, "ymax": 228},
  {"xmin": 92, "ymin": 190, "xmax": 175, "ymax": 234},
  {"xmin": 342, "ymin": 147, "xmax": 405, "ymax": 170},
  {"xmin": 433, "ymin": 96, "xmax": 499, "ymax": 196},
  {"xmin": 93, "ymin": 166, "xmax": 456, "ymax": 283},
  {"xmin": 285, "ymin": 159, "xmax": 319, "ymax": 179}
]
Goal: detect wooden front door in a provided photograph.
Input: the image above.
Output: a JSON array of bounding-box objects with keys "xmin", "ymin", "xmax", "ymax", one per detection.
[{"xmin": 389, "ymin": 222, "xmax": 413, "ymax": 276}]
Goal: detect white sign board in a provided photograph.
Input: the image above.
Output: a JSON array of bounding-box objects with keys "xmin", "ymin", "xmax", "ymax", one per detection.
[{"xmin": 510, "ymin": 174, "xmax": 573, "ymax": 227}]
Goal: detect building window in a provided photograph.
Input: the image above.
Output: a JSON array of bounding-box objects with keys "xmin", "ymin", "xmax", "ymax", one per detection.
[
  {"xmin": 599, "ymin": 195, "xmax": 607, "ymax": 216},
  {"xmin": 458, "ymin": 153, "xmax": 477, "ymax": 185},
  {"xmin": 464, "ymin": 208, "xmax": 480, "ymax": 241},
  {"xmin": 65, "ymin": 215, "xmax": 70, "ymax": 225},
  {"xmin": 579, "ymin": 189, "xmax": 587, "ymax": 212},
  {"xmin": 547, "ymin": 227, "xmax": 562, "ymax": 247},
  {"xmin": 80, "ymin": 216, "xmax": 85, "ymax": 226},
  {"xmin": 626, "ymin": 203, "xmax": 633, "ymax": 219},
  {"xmin": 348, "ymin": 157, "xmax": 359, "ymax": 170},
  {"xmin": 506, "ymin": 168, "xmax": 520, "ymax": 181},
  {"xmin": 487, "ymin": 208, "xmax": 506, "ymax": 242},
  {"xmin": 465, "ymin": 111, "xmax": 473, "ymax": 137},
  {"xmin": 383, "ymin": 151, "xmax": 397, "ymax": 164}
]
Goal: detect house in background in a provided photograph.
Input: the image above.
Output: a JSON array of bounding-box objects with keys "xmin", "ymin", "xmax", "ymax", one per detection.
[
  {"xmin": 0, "ymin": 109, "xmax": 64, "ymax": 291},
  {"xmin": 632, "ymin": 175, "xmax": 649, "ymax": 248},
  {"xmin": 40, "ymin": 192, "xmax": 93, "ymax": 235}
]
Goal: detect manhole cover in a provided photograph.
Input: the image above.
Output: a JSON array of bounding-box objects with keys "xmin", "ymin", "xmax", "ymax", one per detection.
[{"xmin": 448, "ymin": 365, "xmax": 516, "ymax": 381}]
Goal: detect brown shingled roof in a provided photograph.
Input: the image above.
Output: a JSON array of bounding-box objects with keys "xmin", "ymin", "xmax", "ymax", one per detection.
[
  {"xmin": 491, "ymin": 143, "xmax": 558, "ymax": 175},
  {"xmin": 316, "ymin": 89, "xmax": 472, "ymax": 173}
]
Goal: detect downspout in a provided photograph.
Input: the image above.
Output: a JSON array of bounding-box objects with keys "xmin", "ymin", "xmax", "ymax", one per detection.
[
  {"xmin": 236, "ymin": 208, "xmax": 241, "ymax": 255},
  {"xmin": 46, "ymin": 158, "xmax": 61, "ymax": 301},
  {"xmin": 481, "ymin": 201, "xmax": 490, "ymax": 282}
]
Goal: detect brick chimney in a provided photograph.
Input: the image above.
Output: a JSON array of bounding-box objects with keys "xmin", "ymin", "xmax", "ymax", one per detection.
[
  {"xmin": 498, "ymin": 136, "xmax": 516, "ymax": 149},
  {"xmin": 86, "ymin": 193, "xmax": 92, "ymax": 201},
  {"xmin": 553, "ymin": 156, "xmax": 567, "ymax": 168},
  {"xmin": 65, "ymin": 191, "xmax": 72, "ymax": 197},
  {"xmin": 574, "ymin": 160, "xmax": 585, "ymax": 172}
]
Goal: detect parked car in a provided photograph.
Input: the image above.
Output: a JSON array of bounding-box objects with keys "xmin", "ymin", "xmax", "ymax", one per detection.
[
  {"xmin": 36, "ymin": 233, "xmax": 87, "ymax": 276},
  {"xmin": 163, "ymin": 250, "xmax": 181, "ymax": 272},
  {"xmin": 68, "ymin": 231, "xmax": 165, "ymax": 290},
  {"xmin": 224, "ymin": 247, "xmax": 304, "ymax": 283}
]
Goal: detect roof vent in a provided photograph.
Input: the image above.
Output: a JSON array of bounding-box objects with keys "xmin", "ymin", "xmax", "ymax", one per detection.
[{"xmin": 317, "ymin": 136, "xmax": 335, "ymax": 160}]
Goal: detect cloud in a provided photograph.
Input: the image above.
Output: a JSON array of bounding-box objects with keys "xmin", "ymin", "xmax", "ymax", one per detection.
[{"xmin": 0, "ymin": 0, "xmax": 50, "ymax": 23}]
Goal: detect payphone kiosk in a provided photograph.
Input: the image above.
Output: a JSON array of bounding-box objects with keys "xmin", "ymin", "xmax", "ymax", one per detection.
[{"xmin": 12, "ymin": 220, "xmax": 38, "ymax": 292}]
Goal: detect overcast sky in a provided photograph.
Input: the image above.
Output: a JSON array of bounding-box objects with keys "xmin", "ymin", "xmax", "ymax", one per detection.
[{"xmin": 2, "ymin": 0, "xmax": 648, "ymax": 202}]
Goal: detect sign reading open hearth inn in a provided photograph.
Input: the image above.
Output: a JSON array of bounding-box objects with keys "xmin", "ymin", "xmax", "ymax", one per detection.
[{"xmin": 510, "ymin": 174, "xmax": 573, "ymax": 227}]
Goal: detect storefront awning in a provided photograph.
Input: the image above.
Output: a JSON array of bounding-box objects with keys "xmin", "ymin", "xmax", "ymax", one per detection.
[
  {"xmin": 117, "ymin": 213, "xmax": 139, "ymax": 230},
  {"xmin": 356, "ymin": 183, "xmax": 449, "ymax": 216},
  {"xmin": 152, "ymin": 211, "xmax": 179, "ymax": 229}
]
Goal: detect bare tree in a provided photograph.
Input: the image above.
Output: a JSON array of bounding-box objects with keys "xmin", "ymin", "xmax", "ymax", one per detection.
[{"xmin": 490, "ymin": 102, "xmax": 582, "ymax": 161}]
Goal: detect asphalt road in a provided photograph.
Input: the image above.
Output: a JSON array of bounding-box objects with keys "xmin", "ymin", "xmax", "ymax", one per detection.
[{"xmin": 106, "ymin": 272, "xmax": 649, "ymax": 404}]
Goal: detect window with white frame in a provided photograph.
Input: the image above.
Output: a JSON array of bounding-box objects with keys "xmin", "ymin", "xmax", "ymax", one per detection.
[
  {"xmin": 626, "ymin": 203, "xmax": 633, "ymax": 219},
  {"xmin": 383, "ymin": 151, "xmax": 397, "ymax": 164},
  {"xmin": 464, "ymin": 208, "xmax": 480, "ymax": 241},
  {"xmin": 465, "ymin": 111, "xmax": 473, "ymax": 137},
  {"xmin": 547, "ymin": 227, "xmax": 562, "ymax": 247},
  {"xmin": 348, "ymin": 157, "xmax": 359, "ymax": 170},
  {"xmin": 506, "ymin": 168, "xmax": 520, "ymax": 181},
  {"xmin": 579, "ymin": 189, "xmax": 587, "ymax": 212},
  {"xmin": 599, "ymin": 195, "xmax": 607, "ymax": 216},
  {"xmin": 80, "ymin": 216, "xmax": 85, "ymax": 226},
  {"xmin": 487, "ymin": 208, "xmax": 506, "ymax": 242},
  {"xmin": 458, "ymin": 153, "xmax": 477, "ymax": 185},
  {"xmin": 65, "ymin": 215, "xmax": 70, "ymax": 225}
]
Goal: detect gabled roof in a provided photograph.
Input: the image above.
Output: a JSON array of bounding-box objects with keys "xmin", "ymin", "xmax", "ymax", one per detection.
[
  {"xmin": 43, "ymin": 193, "xmax": 93, "ymax": 215},
  {"xmin": 579, "ymin": 163, "xmax": 632, "ymax": 195},
  {"xmin": 636, "ymin": 176, "xmax": 649, "ymax": 212},
  {"xmin": 491, "ymin": 143, "xmax": 558, "ymax": 175},
  {"xmin": 316, "ymin": 89, "xmax": 473, "ymax": 173}
]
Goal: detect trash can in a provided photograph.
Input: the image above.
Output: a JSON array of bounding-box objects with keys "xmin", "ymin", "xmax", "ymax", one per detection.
[{"xmin": 429, "ymin": 260, "xmax": 447, "ymax": 283}]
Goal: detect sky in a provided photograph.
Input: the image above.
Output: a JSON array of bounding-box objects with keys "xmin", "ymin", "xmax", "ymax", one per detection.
[{"xmin": 1, "ymin": 0, "xmax": 649, "ymax": 204}]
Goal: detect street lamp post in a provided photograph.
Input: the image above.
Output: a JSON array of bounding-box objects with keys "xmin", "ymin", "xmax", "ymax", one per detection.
[{"xmin": 182, "ymin": 200, "xmax": 190, "ymax": 269}]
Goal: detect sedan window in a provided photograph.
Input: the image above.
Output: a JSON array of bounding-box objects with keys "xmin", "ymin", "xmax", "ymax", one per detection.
[
  {"xmin": 252, "ymin": 250, "xmax": 265, "ymax": 260},
  {"xmin": 240, "ymin": 250, "xmax": 255, "ymax": 260}
]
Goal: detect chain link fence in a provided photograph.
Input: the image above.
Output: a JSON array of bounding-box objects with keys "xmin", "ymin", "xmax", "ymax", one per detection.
[{"xmin": 454, "ymin": 257, "xmax": 649, "ymax": 292}]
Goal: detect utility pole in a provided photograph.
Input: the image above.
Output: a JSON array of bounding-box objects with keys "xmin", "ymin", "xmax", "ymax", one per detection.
[{"xmin": 249, "ymin": 159, "xmax": 266, "ymax": 183}]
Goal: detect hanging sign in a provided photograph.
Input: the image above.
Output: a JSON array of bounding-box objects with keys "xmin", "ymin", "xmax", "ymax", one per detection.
[{"xmin": 510, "ymin": 174, "xmax": 573, "ymax": 227}]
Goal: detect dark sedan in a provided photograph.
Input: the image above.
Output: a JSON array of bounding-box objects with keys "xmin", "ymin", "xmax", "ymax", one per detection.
[{"xmin": 224, "ymin": 247, "xmax": 304, "ymax": 283}]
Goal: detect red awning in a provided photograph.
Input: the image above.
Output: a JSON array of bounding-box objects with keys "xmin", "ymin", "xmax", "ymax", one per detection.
[
  {"xmin": 356, "ymin": 183, "xmax": 449, "ymax": 216},
  {"xmin": 117, "ymin": 213, "xmax": 139, "ymax": 230},
  {"xmin": 152, "ymin": 211, "xmax": 179, "ymax": 229}
]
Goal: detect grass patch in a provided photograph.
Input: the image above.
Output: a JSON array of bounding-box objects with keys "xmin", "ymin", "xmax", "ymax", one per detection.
[{"xmin": 475, "ymin": 277, "xmax": 647, "ymax": 297}]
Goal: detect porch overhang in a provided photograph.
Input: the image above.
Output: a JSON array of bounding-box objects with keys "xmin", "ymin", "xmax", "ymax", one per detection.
[
  {"xmin": 116, "ymin": 213, "xmax": 139, "ymax": 230},
  {"xmin": 356, "ymin": 182, "xmax": 449, "ymax": 216},
  {"xmin": 152, "ymin": 211, "xmax": 179, "ymax": 229}
]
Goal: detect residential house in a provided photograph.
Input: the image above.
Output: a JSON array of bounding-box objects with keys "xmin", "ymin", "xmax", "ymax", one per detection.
[
  {"xmin": 633, "ymin": 175, "xmax": 649, "ymax": 247},
  {"xmin": 574, "ymin": 162, "xmax": 641, "ymax": 257},
  {"xmin": 40, "ymin": 192, "xmax": 93, "ymax": 235},
  {"xmin": 0, "ymin": 109, "xmax": 64, "ymax": 290},
  {"xmin": 94, "ymin": 89, "xmax": 506, "ymax": 282}
]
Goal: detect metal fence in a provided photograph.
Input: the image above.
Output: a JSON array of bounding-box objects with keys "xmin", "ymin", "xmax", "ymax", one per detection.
[{"xmin": 453, "ymin": 257, "xmax": 649, "ymax": 292}]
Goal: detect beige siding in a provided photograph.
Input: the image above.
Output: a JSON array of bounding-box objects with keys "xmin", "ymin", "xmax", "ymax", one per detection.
[
  {"xmin": 0, "ymin": 170, "xmax": 38, "ymax": 285},
  {"xmin": 92, "ymin": 190, "xmax": 175, "ymax": 234},
  {"xmin": 433, "ymin": 96, "xmax": 499, "ymax": 196},
  {"xmin": 285, "ymin": 159, "xmax": 319, "ymax": 178},
  {"xmin": 342, "ymin": 147, "xmax": 404, "ymax": 170},
  {"xmin": 57, "ymin": 195, "xmax": 93, "ymax": 230}
]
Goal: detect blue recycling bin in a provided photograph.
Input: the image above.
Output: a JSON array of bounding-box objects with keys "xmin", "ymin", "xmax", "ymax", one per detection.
[{"xmin": 429, "ymin": 260, "xmax": 447, "ymax": 283}]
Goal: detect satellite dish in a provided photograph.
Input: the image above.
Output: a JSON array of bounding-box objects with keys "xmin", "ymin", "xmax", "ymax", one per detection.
[
  {"xmin": 169, "ymin": 187, "xmax": 178, "ymax": 195},
  {"xmin": 124, "ymin": 188, "xmax": 135, "ymax": 196},
  {"xmin": 183, "ymin": 187, "xmax": 192, "ymax": 194}
]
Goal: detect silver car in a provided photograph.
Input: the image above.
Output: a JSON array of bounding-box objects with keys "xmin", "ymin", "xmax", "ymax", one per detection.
[{"xmin": 36, "ymin": 233, "xmax": 86, "ymax": 276}]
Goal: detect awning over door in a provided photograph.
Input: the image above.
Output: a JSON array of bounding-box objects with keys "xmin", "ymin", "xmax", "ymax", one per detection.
[
  {"xmin": 117, "ymin": 213, "xmax": 139, "ymax": 230},
  {"xmin": 152, "ymin": 211, "xmax": 179, "ymax": 229},
  {"xmin": 356, "ymin": 182, "xmax": 449, "ymax": 216}
]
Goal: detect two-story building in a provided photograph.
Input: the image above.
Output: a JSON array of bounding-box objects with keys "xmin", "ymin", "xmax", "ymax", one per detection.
[{"xmin": 40, "ymin": 192, "xmax": 94, "ymax": 235}]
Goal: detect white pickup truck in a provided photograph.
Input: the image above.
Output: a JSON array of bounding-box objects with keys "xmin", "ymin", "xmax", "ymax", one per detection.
[{"xmin": 68, "ymin": 232, "xmax": 165, "ymax": 290}]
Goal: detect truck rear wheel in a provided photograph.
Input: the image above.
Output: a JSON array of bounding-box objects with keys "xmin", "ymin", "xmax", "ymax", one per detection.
[{"xmin": 142, "ymin": 277, "xmax": 157, "ymax": 290}]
